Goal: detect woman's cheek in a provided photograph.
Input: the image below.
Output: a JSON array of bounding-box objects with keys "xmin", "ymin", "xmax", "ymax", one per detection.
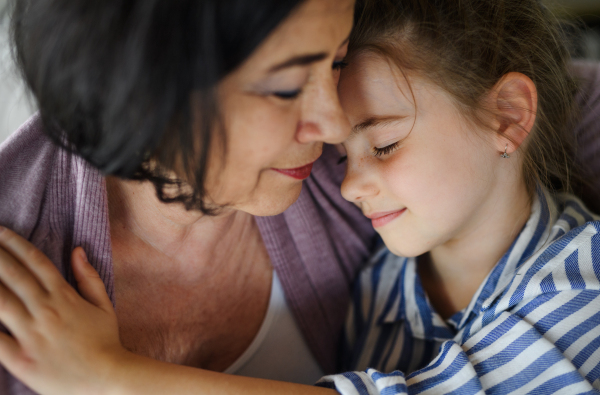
[{"xmin": 232, "ymin": 109, "xmax": 297, "ymax": 169}]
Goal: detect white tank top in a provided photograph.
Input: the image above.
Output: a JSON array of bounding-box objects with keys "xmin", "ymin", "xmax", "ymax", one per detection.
[{"xmin": 224, "ymin": 271, "xmax": 324, "ymax": 384}]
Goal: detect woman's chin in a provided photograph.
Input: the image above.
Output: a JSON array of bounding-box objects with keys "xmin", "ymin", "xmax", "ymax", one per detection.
[{"xmin": 239, "ymin": 182, "xmax": 304, "ymax": 217}]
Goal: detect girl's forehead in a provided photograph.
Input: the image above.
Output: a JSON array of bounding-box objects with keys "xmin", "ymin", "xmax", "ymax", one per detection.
[{"xmin": 338, "ymin": 53, "xmax": 416, "ymax": 123}]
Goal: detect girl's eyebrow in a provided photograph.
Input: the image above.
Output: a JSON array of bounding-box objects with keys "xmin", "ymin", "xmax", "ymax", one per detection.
[{"xmin": 352, "ymin": 115, "xmax": 408, "ymax": 135}]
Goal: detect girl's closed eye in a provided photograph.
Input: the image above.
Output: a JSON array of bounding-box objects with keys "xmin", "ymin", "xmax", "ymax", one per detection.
[{"xmin": 373, "ymin": 141, "xmax": 401, "ymax": 157}]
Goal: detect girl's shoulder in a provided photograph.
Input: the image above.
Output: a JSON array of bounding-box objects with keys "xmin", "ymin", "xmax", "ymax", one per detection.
[
  {"xmin": 481, "ymin": 193, "xmax": 600, "ymax": 319},
  {"xmin": 536, "ymin": 192, "xmax": 600, "ymax": 287},
  {"xmin": 552, "ymin": 192, "xmax": 600, "ymax": 237},
  {"xmin": 540, "ymin": 192, "xmax": 600, "ymax": 284}
]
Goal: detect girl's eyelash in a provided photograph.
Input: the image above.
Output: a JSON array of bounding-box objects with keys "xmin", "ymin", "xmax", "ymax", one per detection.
[
  {"xmin": 373, "ymin": 141, "xmax": 400, "ymax": 157},
  {"xmin": 273, "ymin": 89, "xmax": 302, "ymax": 100},
  {"xmin": 333, "ymin": 60, "xmax": 349, "ymax": 70}
]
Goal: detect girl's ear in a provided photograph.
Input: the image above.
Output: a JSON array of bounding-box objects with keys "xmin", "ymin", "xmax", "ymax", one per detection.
[{"xmin": 489, "ymin": 72, "xmax": 538, "ymax": 155}]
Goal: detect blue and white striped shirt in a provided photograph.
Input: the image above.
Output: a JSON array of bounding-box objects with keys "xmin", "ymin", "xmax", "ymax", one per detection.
[{"xmin": 317, "ymin": 190, "xmax": 600, "ymax": 394}]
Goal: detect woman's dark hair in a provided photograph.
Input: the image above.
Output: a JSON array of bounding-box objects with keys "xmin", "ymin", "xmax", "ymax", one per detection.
[
  {"xmin": 349, "ymin": 0, "xmax": 581, "ymax": 196},
  {"xmin": 9, "ymin": 0, "xmax": 304, "ymax": 213}
]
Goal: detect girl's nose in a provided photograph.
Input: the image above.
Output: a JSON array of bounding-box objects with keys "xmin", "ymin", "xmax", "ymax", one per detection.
[{"xmin": 341, "ymin": 156, "xmax": 380, "ymax": 203}]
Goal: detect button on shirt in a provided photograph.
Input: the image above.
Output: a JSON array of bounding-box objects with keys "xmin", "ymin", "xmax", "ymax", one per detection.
[{"xmin": 318, "ymin": 189, "xmax": 600, "ymax": 394}]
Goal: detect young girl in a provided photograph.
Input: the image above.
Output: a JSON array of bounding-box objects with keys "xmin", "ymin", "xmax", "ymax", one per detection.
[
  {"xmin": 316, "ymin": 0, "xmax": 600, "ymax": 392},
  {"xmin": 0, "ymin": 0, "xmax": 599, "ymax": 394}
]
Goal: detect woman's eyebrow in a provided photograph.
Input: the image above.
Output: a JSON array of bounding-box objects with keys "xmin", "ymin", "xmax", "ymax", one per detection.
[
  {"xmin": 268, "ymin": 35, "xmax": 349, "ymax": 73},
  {"xmin": 269, "ymin": 53, "xmax": 328, "ymax": 72}
]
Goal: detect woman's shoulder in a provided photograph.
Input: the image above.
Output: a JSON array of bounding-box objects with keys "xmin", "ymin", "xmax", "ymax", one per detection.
[
  {"xmin": 0, "ymin": 114, "xmax": 106, "ymax": 241},
  {"xmin": 0, "ymin": 114, "xmax": 58, "ymax": 176},
  {"xmin": 0, "ymin": 114, "xmax": 112, "ymax": 293},
  {"xmin": 0, "ymin": 114, "xmax": 60, "ymax": 236}
]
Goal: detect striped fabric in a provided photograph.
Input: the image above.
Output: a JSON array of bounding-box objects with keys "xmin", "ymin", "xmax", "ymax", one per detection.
[{"xmin": 317, "ymin": 190, "xmax": 600, "ymax": 394}]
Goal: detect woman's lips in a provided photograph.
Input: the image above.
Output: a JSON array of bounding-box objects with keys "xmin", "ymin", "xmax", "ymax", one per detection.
[
  {"xmin": 367, "ymin": 209, "xmax": 407, "ymax": 228},
  {"xmin": 272, "ymin": 162, "xmax": 315, "ymax": 180}
]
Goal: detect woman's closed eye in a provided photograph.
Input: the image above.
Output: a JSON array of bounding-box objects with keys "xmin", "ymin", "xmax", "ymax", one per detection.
[
  {"xmin": 332, "ymin": 60, "xmax": 349, "ymax": 71},
  {"xmin": 272, "ymin": 59, "xmax": 347, "ymax": 100},
  {"xmin": 373, "ymin": 141, "xmax": 401, "ymax": 157},
  {"xmin": 273, "ymin": 89, "xmax": 302, "ymax": 100}
]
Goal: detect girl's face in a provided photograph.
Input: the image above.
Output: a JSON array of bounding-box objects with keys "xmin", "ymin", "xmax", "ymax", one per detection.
[
  {"xmin": 338, "ymin": 53, "xmax": 503, "ymax": 257},
  {"xmin": 203, "ymin": 0, "xmax": 354, "ymax": 216}
]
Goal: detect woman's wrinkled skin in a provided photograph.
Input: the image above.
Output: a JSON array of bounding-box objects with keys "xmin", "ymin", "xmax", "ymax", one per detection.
[
  {"xmin": 105, "ymin": 0, "xmax": 355, "ymax": 373},
  {"xmin": 0, "ymin": 1, "xmax": 356, "ymax": 392}
]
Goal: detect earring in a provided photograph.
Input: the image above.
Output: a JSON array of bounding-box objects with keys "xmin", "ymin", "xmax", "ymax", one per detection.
[{"xmin": 500, "ymin": 144, "xmax": 510, "ymax": 159}]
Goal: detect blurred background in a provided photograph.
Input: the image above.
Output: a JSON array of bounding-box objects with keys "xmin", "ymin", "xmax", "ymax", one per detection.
[
  {"xmin": 0, "ymin": 0, "xmax": 599, "ymax": 143},
  {"xmin": 0, "ymin": 0, "xmax": 35, "ymax": 143}
]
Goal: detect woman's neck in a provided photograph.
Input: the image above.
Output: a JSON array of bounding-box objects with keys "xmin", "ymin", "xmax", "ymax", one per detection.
[
  {"xmin": 419, "ymin": 177, "xmax": 532, "ymax": 320},
  {"xmin": 106, "ymin": 176, "xmax": 261, "ymax": 273}
]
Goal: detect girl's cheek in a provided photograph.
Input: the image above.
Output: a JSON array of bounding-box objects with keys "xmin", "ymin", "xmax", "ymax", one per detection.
[{"xmin": 380, "ymin": 152, "xmax": 410, "ymax": 191}]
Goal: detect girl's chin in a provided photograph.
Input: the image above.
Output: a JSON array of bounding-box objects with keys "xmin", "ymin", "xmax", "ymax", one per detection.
[{"xmin": 380, "ymin": 234, "xmax": 431, "ymax": 258}]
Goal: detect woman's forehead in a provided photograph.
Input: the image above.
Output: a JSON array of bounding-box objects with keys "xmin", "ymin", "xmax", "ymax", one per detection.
[{"xmin": 245, "ymin": 0, "xmax": 354, "ymax": 72}]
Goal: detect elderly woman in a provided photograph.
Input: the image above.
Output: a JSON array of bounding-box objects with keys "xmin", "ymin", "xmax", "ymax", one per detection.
[
  {"xmin": 0, "ymin": 0, "xmax": 376, "ymax": 393},
  {"xmin": 1, "ymin": 0, "xmax": 600, "ymax": 394}
]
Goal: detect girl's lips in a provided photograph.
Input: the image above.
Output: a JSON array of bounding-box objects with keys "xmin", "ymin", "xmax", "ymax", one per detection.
[
  {"xmin": 367, "ymin": 208, "xmax": 407, "ymax": 228},
  {"xmin": 272, "ymin": 162, "xmax": 315, "ymax": 180}
]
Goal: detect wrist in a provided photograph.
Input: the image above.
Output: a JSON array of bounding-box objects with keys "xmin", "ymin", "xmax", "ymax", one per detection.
[{"xmin": 94, "ymin": 347, "xmax": 140, "ymax": 395}]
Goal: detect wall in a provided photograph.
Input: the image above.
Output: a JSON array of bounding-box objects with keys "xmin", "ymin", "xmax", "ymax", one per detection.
[{"xmin": 0, "ymin": 5, "xmax": 35, "ymax": 143}]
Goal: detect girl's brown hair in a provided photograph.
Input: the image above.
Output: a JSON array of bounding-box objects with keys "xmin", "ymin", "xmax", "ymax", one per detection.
[{"xmin": 349, "ymin": 0, "xmax": 580, "ymax": 195}]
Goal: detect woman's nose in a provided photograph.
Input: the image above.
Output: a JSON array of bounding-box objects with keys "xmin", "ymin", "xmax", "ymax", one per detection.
[
  {"xmin": 295, "ymin": 72, "xmax": 350, "ymax": 145},
  {"xmin": 341, "ymin": 156, "xmax": 379, "ymax": 203}
]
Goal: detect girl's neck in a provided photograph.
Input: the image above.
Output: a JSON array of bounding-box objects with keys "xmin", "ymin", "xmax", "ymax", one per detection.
[{"xmin": 418, "ymin": 178, "xmax": 532, "ymax": 320}]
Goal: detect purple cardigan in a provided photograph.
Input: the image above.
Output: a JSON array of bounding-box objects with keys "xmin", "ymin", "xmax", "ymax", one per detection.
[
  {"xmin": 1, "ymin": 61, "xmax": 600, "ymax": 394},
  {"xmin": 0, "ymin": 115, "xmax": 375, "ymax": 394}
]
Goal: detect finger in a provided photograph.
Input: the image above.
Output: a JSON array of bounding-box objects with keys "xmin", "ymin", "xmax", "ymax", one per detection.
[
  {"xmin": 0, "ymin": 330, "xmax": 23, "ymax": 377},
  {"xmin": 0, "ymin": 281, "xmax": 33, "ymax": 337},
  {"xmin": 0, "ymin": 247, "xmax": 49, "ymax": 314},
  {"xmin": 0, "ymin": 227, "xmax": 66, "ymax": 291},
  {"xmin": 71, "ymin": 248, "xmax": 113, "ymax": 312}
]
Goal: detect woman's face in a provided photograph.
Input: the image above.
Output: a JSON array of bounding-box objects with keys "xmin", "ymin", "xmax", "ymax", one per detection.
[
  {"xmin": 204, "ymin": 0, "xmax": 354, "ymax": 216},
  {"xmin": 338, "ymin": 53, "xmax": 501, "ymax": 257}
]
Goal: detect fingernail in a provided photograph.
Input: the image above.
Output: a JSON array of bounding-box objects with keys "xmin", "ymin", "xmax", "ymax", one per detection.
[
  {"xmin": 79, "ymin": 249, "xmax": 88, "ymax": 262},
  {"xmin": 0, "ymin": 226, "xmax": 5, "ymax": 234}
]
